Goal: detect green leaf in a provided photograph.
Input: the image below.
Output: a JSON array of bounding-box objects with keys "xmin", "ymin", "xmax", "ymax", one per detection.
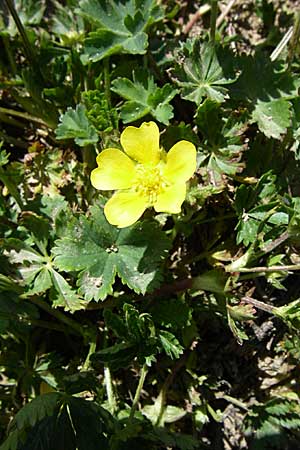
[
  {"xmin": 50, "ymin": 269, "xmax": 86, "ymax": 312},
  {"xmin": 192, "ymin": 269, "xmax": 228, "ymax": 294},
  {"xmin": 149, "ymin": 298, "xmax": 191, "ymax": 330},
  {"xmin": 227, "ymin": 312, "xmax": 249, "ymax": 344},
  {"xmin": 79, "ymin": 0, "xmax": 164, "ymax": 63},
  {"xmin": 55, "ymin": 104, "xmax": 99, "ymax": 146},
  {"xmin": 51, "ymin": 0, "xmax": 85, "ymax": 45},
  {"xmin": 195, "ymin": 100, "xmax": 245, "ymax": 178},
  {"xmin": 274, "ymin": 299, "xmax": 300, "ymax": 331},
  {"xmin": 159, "ymin": 330, "xmax": 183, "ymax": 359},
  {"xmin": 52, "ymin": 206, "xmax": 171, "ymax": 301},
  {"xmin": 251, "ymin": 98, "xmax": 292, "ymax": 139},
  {"xmin": 111, "ymin": 71, "xmax": 178, "ymax": 124},
  {"xmin": 91, "ymin": 342, "xmax": 138, "ymax": 371},
  {"xmin": 6, "ymin": 239, "xmax": 52, "ymax": 295},
  {"xmin": 174, "ymin": 41, "xmax": 235, "ymax": 104},
  {"xmin": 0, "ymin": 291, "xmax": 39, "ymax": 334},
  {"xmin": 0, "ymin": 394, "xmax": 112, "ymax": 450},
  {"xmin": 82, "ymin": 90, "xmax": 118, "ymax": 132},
  {"xmin": 1, "ymin": 0, "xmax": 46, "ymax": 36}
]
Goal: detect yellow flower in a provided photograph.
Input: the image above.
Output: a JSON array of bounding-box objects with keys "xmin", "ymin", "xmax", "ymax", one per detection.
[{"xmin": 90, "ymin": 121, "xmax": 197, "ymax": 228}]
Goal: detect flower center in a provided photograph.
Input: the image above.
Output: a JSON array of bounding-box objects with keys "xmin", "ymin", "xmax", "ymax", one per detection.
[{"xmin": 133, "ymin": 164, "xmax": 168, "ymax": 204}]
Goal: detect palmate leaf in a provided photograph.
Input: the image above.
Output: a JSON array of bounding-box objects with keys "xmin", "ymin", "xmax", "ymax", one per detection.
[
  {"xmin": 196, "ymin": 100, "xmax": 245, "ymax": 178},
  {"xmin": 232, "ymin": 53, "xmax": 298, "ymax": 139},
  {"xmin": 52, "ymin": 206, "xmax": 171, "ymax": 301},
  {"xmin": 6, "ymin": 239, "xmax": 85, "ymax": 312},
  {"xmin": 112, "ymin": 70, "xmax": 178, "ymax": 124},
  {"xmin": 174, "ymin": 41, "xmax": 235, "ymax": 105},
  {"xmin": 55, "ymin": 104, "xmax": 99, "ymax": 146},
  {"xmin": 78, "ymin": 0, "xmax": 164, "ymax": 63},
  {"xmin": 251, "ymin": 98, "xmax": 291, "ymax": 139},
  {"xmin": 0, "ymin": 393, "xmax": 112, "ymax": 450}
]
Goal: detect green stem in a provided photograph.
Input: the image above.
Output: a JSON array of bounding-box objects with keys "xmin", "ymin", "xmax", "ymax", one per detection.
[
  {"xmin": 129, "ymin": 364, "xmax": 148, "ymax": 420},
  {"xmin": 288, "ymin": 12, "xmax": 300, "ymax": 67},
  {"xmin": 104, "ymin": 366, "xmax": 117, "ymax": 414},
  {"xmin": 233, "ymin": 264, "xmax": 300, "ymax": 273},
  {"xmin": 4, "ymin": 0, "xmax": 38, "ymax": 68},
  {"xmin": 103, "ymin": 57, "xmax": 111, "ymax": 107},
  {"xmin": 82, "ymin": 338, "xmax": 97, "ymax": 371},
  {"xmin": 28, "ymin": 296, "xmax": 84, "ymax": 336},
  {"xmin": 2, "ymin": 35, "xmax": 17, "ymax": 75},
  {"xmin": 210, "ymin": 0, "xmax": 218, "ymax": 44},
  {"xmin": 0, "ymin": 106, "xmax": 48, "ymax": 125},
  {"xmin": 221, "ymin": 394, "xmax": 249, "ymax": 411}
]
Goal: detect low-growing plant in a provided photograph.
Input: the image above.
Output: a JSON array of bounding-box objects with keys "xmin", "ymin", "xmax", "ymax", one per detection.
[{"xmin": 1, "ymin": 1, "xmax": 300, "ymax": 449}]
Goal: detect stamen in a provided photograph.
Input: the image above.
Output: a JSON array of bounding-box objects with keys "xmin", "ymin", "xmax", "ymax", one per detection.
[{"xmin": 133, "ymin": 163, "xmax": 169, "ymax": 204}]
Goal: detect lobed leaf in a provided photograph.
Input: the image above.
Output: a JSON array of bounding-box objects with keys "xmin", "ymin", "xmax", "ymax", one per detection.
[{"xmin": 52, "ymin": 206, "xmax": 171, "ymax": 301}]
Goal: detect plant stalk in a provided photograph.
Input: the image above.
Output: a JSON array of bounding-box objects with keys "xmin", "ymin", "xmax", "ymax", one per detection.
[
  {"xmin": 288, "ymin": 11, "xmax": 300, "ymax": 67},
  {"xmin": 103, "ymin": 57, "xmax": 111, "ymax": 107},
  {"xmin": 104, "ymin": 366, "xmax": 117, "ymax": 414},
  {"xmin": 210, "ymin": 0, "xmax": 218, "ymax": 44},
  {"xmin": 4, "ymin": 0, "xmax": 38, "ymax": 68},
  {"xmin": 129, "ymin": 364, "xmax": 148, "ymax": 420},
  {"xmin": 28, "ymin": 297, "xmax": 84, "ymax": 336},
  {"xmin": 82, "ymin": 338, "xmax": 97, "ymax": 370}
]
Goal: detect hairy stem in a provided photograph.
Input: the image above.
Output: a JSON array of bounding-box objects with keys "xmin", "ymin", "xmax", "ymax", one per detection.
[
  {"xmin": 129, "ymin": 364, "xmax": 148, "ymax": 420},
  {"xmin": 82, "ymin": 337, "xmax": 97, "ymax": 371}
]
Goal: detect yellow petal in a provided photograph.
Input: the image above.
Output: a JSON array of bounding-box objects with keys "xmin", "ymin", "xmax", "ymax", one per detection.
[
  {"xmin": 104, "ymin": 191, "xmax": 147, "ymax": 228},
  {"xmin": 90, "ymin": 148, "xmax": 136, "ymax": 190},
  {"xmin": 120, "ymin": 121, "xmax": 160, "ymax": 164},
  {"xmin": 154, "ymin": 183, "xmax": 186, "ymax": 214},
  {"xmin": 164, "ymin": 141, "xmax": 196, "ymax": 183}
]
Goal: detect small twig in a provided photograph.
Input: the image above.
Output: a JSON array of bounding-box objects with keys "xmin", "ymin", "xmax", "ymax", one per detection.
[
  {"xmin": 216, "ymin": 0, "xmax": 237, "ymax": 28},
  {"xmin": 183, "ymin": 4, "xmax": 211, "ymax": 34},
  {"xmin": 242, "ymin": 296, "xmax": 275, "ymax": 314},
  {"xmin": 234, "ymin": 264, "xmax": 300, "ymax": 273},
  {"xmin": 261, "ymin": 230, "xmax": 290, "ymax": 254},
  {"xmin": 271, "ymin": 26, "xmax": 293, "ymax": 61}
]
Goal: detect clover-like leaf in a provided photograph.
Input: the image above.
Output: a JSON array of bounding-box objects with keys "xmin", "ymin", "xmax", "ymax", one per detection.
[
  {"xmin": 174, "ymin": 41, "xmax": 235, "ymax": 104},
  {"xmin": 111, "ymin": 71, "xmax": 178, "ymax": 124},
  {"xmin": 52, "ymin": 206, "xmax": 171, "ymax": 301},
  {"xmin": 78, "ymin": 0, "xmax": 164, "ymax": 63},
  {"xmin": 55, "ymin": 104, "xmax": 99, "ymax": 146}
]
